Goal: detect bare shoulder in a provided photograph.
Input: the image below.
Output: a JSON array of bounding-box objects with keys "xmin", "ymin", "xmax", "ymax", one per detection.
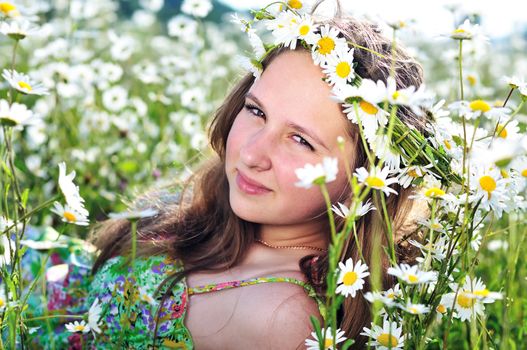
[{"xmin": 238, "ymin": 281, "xmax": 322, "ymax": 349}]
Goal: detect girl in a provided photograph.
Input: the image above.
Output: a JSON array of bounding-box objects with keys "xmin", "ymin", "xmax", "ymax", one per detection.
[{"xmin": 30, "ymin": 1, "xmax": 431, "ymax": 349}]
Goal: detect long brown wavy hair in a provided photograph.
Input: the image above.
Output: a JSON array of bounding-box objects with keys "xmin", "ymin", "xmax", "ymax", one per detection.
[{"xmin": 89, "ymin": 3, "xmax": 428, "ymax": 348}]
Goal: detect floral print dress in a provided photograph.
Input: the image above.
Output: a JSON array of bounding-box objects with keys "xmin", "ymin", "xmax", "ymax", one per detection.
[{"xmin": 20, "ymin": 232, "xmax": 324, "ymax": 349}]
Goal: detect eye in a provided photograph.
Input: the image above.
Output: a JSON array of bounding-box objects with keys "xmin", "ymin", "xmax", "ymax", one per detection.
[
  {"xmin": 244, "ymin": 103, "xmax": 265, "ymax": 118},
  {"xmin": 292, "ymin": 134, "xmax": 315, "ymax": 151}
]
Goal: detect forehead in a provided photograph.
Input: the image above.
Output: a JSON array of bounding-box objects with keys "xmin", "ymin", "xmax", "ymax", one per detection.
[{"xmin": 248, "ymin": 50, "xmax": 351, "ymax": 147}]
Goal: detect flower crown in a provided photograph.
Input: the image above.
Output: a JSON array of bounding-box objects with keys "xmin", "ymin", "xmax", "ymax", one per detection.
[{"xmin": 233, "ymin": 1, "xmax": 460, "ymax": 188}]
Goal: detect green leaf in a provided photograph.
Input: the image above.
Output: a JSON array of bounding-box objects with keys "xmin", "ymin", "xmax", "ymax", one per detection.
[
  {"xmin": 117, "ymin": 160, "xmax": 138, "ymax": 174},
  {"xmin": 21, "ymin": 188, "xmax": 30, "ymax": 209},
  {"xmin": 342, "ymin": 338, "xmax": 355, "ymax": 350},
  {"xmin": 1, "ymin": 160, "xmax": 12, "ymax": 178}
]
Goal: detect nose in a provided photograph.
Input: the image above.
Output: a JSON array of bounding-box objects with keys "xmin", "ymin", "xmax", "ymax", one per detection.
[{"xmin": 239, "ymin": 128, "xmax": 272, "ymax": 171}]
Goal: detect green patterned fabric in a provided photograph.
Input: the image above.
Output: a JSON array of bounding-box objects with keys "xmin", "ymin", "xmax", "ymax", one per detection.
[{"xmin": 23, "ymin": 242, "xmax": 324, "ymax": 349}]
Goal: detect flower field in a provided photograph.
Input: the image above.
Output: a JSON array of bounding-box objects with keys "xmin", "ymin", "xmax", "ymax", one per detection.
[{"xmin": 1, "ymin": 0, "xmax": 527, "ymax": 349}]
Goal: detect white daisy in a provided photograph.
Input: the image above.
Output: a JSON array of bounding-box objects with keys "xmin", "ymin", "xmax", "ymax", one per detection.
[
  {"xmin": 238, "ymin": 56, "xmax": 262, "ymax": 79},
  {"xmin": 354, "ymin": 165, "xmax": 398, "ymax": 196},
  {"xmin": 364, "ymin": 284, "xmax": 402, "ymax": 308},
  {"xmin": 334, "ymin": 79, "xmax": 389, "ymax": 141},
  {"xmin": 331, "ymin": 200, "xmax": 376, "ymax": 219},
  {"xmin": 311, "ymin": 24, "xmax": 347, "ymax": 66},
  {"xmin": 0, "ymin": 234, "xmax": 14, "ymax": 267},
  {"xmin": 181, "ymin": 0, "xmax": 212, "ymax": 18},
  {"xmin": 295, "ymin": 157, "xmax": 338, "ymax": 189},
  {"xmin": 2, "ymin": 69, "xmax": 49, "ymax": 95},
  {"xmin": 336, "ymin": 258, "xmax": 370, "ymax": 298},
  {"xmin": 468, "ymin": 166, "xmax": 508, "ymax": 218},
  {"xmin": 0, "ymin": 99, "xmax": 36, "ymax": 127},
  {"xmin": 65, "ymin": 320, "xmax": 90, "ymax": 334},
  {"xmin": 322, "ymin": 47, "xmax": 355, "ymax": 88},
  {"xmin": 0, "ymin": 19, "xmax": 39, "ymax": 40},
  {"xmin": 266, "ymin": 10, "xmax": 300, "ymax": 44},
  {"xmin": 400, "ymin": 301, "xmax": 430, "ymax": 315},
  {"xmin": 102, "ymin": 86, "xmax": 128, "ymax": 112},
  {"xmin": 247, "ymin": 29, "xmax": 266, "ymax": 60},
  {"xmin": 448, "ymin": 99, "xmax": 504, "ymax": 120},
  {"xmin": 57, "ymin": 162, "xmax": 88, "ymax": 216},
  {"xmin": 370, "ymin": 134, "xmax": 402, "ymax": 171},
  {"xmin": 385, "ymin": 77, "xmax": 433, "ymax": 111},
  {"xmin": 503, "ymin": 75, "xmax": 525, "ymax": 89},
  {"xmin": 442, "ymin": 276, "xmax": 502, "ymax": 322},
  {"xmin": 51, "ymin": 202, "xmax": 89, "ymax": 226},
  {"xmin": 409, "ymin": 233, "xmax": 451, "ymax": 262},
  {"xmin": 519, "ymin": 84, "xmax": 527, "ymax": 98},
  {"xmin": 435, "ymin": 294, "xmax": 451, "ymax": 320},
  {"xmin": 167, "ymin": 15, "xmax": 198, "ymax": 40},
  {"xmin": 397, "ymin": 163, "xmax": 434, "ymax": 188},
  {"xmin": 0, "ymin": 2, "xmax": 20, "ymax": 18},
  {"xmin": 305, "ymin": 327, "xmax": 347, "ymax": 350},
  {"xmin": 280, "ymin": 0, "xmax": 312, "ymax": 14},
  {"xmin": 88, "ymin": 298, "xmax": 102, "ymax": 334},
  {"xmin": 387, "ymin": 263, "xmax": 437, "ymax": 285},
  {"xmin": 409, "ymin": 174, "xmax": 446, "ymax": 201},
  {"xmin": 449, "ymin": 19, "xmax": 486, "ymax": 41},
  {"xmin": 360, "ymin": 318, "xmax": 405, "ymax": 350},
  {"xmin": 493, "ymin": 119, "xmax": 521, "ymax": 141},
  {"xmin": 278, "ymin": 13, "xmax": 318, "ymax": 49}
]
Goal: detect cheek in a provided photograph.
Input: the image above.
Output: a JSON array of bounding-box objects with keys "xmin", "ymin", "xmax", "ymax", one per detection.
[{"xmin": 225, "ymin": 114, "xmax": 245, "ymax": 164}]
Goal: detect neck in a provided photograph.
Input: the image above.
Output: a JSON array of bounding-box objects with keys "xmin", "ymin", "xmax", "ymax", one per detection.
[{"xmin": 257, "ymin": 221, "xmax": 329, "ymax": 252}]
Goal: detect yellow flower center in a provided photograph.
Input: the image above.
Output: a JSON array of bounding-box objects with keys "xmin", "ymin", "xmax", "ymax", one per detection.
[
  {"xmin": 298, "ymin": 24, "xmax": 310, "ymax": 36},
  {"xmin": 479, "ymin": 175, "xmax": 496, "ymax": 193},
  {"xmin": 378, "ymin": 333, "xmax": 398, "ymax": 347},
  {"xmin": 288, "ymin": 0, "xmax": 303, "ymax": 9},
  {"xmin": 0, "ymin": 2, "xmax": 16, "ymax": 15},
  {"xmin": 467, "ymin": 75, "xmax": 477, "ymax": 86},
  {"xmin": 424, "ymin": 187, "xmax": 445, "ymax": 198},
  {"xmin": 436, "ymin": 304, "xmax": 447, "ymax": 313},
  {"xmin": 409, "ymin": 307, "xmax": 419, "ymax": 314},
  {"xmin": 407, "ymin": 274, "xmax": 419, "ymax": 283},
  {"xmin": 324, "ymin": 338, "xmax": 334, "ymax": 349},
  {"xmin": 366, "ymin": 176, "xmax": 385, "ymax": 188},
  {"xmin": 521, "ymin": 169, "xmax": 527, "ymax": 177},
  {"xmin": 317, "ymin": 36, "xmax": 335, "ymax": 55},
  {"xmin": 407, "ymin": 169, "xmax": 419, "ymax": 178},
  {"xmin": 392, "ymin": 91, "xmax": 400, "ymax": 100},
  {"xmin": 473, "ymin": 288, "xmax": 489, "ymax": 297},
  {"xmin": 63, "ymin": 211, "xmax": 77, "ymax": 222},
  {"xmin": 469, "ymin": 99, "xmax": 491, "ymax": 112},
  {"xmin": 431, "ymin": 222, "xmax": 442, "ymax": 230},
  {"xmin": 336, "ymin": 62, "xmax": 351, "ymax": 78},
  {"xmin": 496, "ymin": 124, "xmax": 508, "ymax": 138},
  {"xmin": 0, "ymin": 298, "xmax": 4, "ymax": 307},
  {"xmin": 73, "ymin": 324, "xmax": 85, "ymax": 332},
  {"xmin": 18, "ymin": 81, "xmax": 32, "ymax": 91},
  {"xmin": 359, "ymin": 101, "xmax": 378, "ymax": 115},
  {"xmin": 457, "ymin": 292, "xmax": 476, "ymax": 308},
  {"xmin": 343, "ymin": 271, "xmax": 358, "ymax": 286},
  {"xmin": 453, "ymin": 28, "xmax": 466, "ymax": 34},
  {"xmin": 387, "ymin": 292, "xmax": 395, "ymax": 299}
]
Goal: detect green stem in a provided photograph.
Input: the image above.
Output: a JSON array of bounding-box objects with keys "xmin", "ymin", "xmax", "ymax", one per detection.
[
  {"xmin": 458, "ymin": 40, "xmax": 464, "ymax": 100},
  {"xmin": 378, "ymin": 192, "xmax": 396, "ymax": 265},
  {"xmin": 25, "ymin": 314, "xmax": 84, "ymax": 322}
]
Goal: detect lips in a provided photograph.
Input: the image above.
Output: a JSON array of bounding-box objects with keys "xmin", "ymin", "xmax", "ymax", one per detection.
[{"xmin": 235, "ymin": 170, "xmax": 271, "ymax": 195}]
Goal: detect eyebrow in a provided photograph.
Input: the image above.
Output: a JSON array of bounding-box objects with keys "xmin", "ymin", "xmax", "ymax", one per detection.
[{"xmin": 245, "ymin": 92, "xmax": 330, "ymax": 151}]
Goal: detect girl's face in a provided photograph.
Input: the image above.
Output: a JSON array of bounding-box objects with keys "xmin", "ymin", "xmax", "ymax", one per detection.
[{"xmin": 225, "ymin": 50, "xmax": 355, "ymax": 227}]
